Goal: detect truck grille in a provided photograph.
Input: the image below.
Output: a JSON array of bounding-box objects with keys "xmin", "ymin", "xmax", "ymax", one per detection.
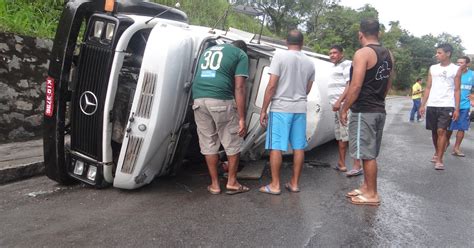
[
  {"xmin": 121, "ymin": 135, "xmax": 143, "ymax": 174},
  {"xmin": 136, "ymin": 71, "xmax": 157, "ymax": 119},
  {"xmin": 70, "ymin": 44, "xmax": 114, "ymax": 160}
]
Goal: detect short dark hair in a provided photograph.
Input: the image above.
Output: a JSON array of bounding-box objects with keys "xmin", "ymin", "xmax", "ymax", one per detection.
[
  {"xmin": 416, "ymin": 78, "xmax": 422, "ymax": 82},
  {"xmin": 232, "ymin": 40, "xmax": 247, "ymax": 54},
  {"xmin": 330, "ymin": 45, "xmax": 344, "ymax": 52},
  {"xmin": 286, "ymin": 29, "xmax": 304, "ymax": 45},
  {"xmin": 459, "ymin": 55, "xmax": 471, "ymax": 64},
  {"xmin": 360, "ymin": 19, "xmax": 380, "ymax": 36},
  {"xmin": 436, "ymin": 43, "xmax": 453, "ymax": 57}
]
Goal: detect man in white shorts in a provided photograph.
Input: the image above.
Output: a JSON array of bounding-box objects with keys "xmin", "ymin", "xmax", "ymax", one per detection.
[{"xmin": 327, "ymin": 45, "xmax": 362, "ymax": 176}]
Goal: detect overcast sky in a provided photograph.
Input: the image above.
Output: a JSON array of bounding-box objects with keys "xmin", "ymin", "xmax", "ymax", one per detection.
[{"xmin": 339, "ymin": 0, "xmax": 474, "ymax": 54}]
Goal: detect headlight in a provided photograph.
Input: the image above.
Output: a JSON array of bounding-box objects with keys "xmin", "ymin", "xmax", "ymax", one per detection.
[
  {"xmin": 94, "ymin": 21, "xmax": 104, "ymax": 38},
  {"xmin": 105, "ymin": 23, "xmax": 115, "ymax": 40},
  {"xmin": 73, "ymin": 160, "xmax": 84, "ymax": 175},
  {"xmin": 87, "ymin": 165, "xmax": 97, "ymax": 181}
]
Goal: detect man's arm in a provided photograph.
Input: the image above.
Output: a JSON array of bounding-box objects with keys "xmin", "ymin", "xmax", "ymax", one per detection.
[
  {"xmin": 384, "ymin": 51, "xmax": 395, "ymax": 98},
  {"xmin": 339, "ymin": 49, "xmax": 368, "ymax": 125},
  {"xmin": 306, "ymin": 80, "xmax": 314, "ymax": 95},
  {"xmin": 419, "ymin": 69, "xmax": 432, "ymax": 117},
  {"xmin": 452, "ymin": 67, "xmax": 462, "ymax": 121},
  {"xmin": 333, "ymin": 82, "xmax": 349, "ymax": 111},
  {"xmin": 260, "ymin": 74, "xmax": 279, "ymax": 127},
  {"xmin": 234, "ymin": 76, "xmax": 247, "ymax": 136}
]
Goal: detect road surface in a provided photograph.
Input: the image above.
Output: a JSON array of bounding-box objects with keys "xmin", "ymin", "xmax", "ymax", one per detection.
[{"xmin": 0, "ymin": 97, "xmax": 472, "ymax": 247}]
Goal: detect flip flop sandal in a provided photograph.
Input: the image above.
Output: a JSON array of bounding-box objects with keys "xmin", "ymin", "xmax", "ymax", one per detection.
[
  {"xmin": 345, "ymin": 189, "xmax": 363, "ymax": 198},
  {"xmin": 332, "ymin": 166, "xmax": 347, "ymax": 172},
  {"xmin": 284, "ymin": 183, "xmax": 300, "ymax": 193},
  {"xmin": 346, "ymin": 168, "xmax": 363, "ymax": 177},
  {"xmin": 434, "ymin": 163, "xmax": 445, "ymax": 170},
  {"xmin": 430, "ymin": 156, "xmax": 438, "ymax": 163},
  {"xmin": 225, "ymin": 185, "xmax": 250, "ymax": 195},
  {"xmin": 350, "ymin": 195, "xmax": 380, "ymax": 206},
  {"xmin": 259, "ymin": 185, "xmax": 281, "ymax": 195},
  {"xmin": 451, "ymin": 151, "xmax": 465, "ymax": 157},
  {"xmin": 207, "ymin": 185, "xmax": 221, "ymax": 195}
]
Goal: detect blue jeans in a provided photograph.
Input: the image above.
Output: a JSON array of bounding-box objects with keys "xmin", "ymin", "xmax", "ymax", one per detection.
[{"xmin": 410, "ymin": 99, "xmax": 421, "ymax": 121}]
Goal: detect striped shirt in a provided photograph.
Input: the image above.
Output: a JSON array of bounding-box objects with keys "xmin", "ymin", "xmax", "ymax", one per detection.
[{"xmin": 328, "ymin": 60, "xmax": 351, "ymax": 106}]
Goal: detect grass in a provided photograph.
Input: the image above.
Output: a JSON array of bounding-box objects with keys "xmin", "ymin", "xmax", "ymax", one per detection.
[{"xmin": 0, "ymin": 0, "xmax": 64, "ymax": 38}]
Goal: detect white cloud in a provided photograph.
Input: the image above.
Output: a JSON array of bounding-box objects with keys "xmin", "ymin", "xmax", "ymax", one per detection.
[{"xmin": 339, "ymin": 0, "xmax": 474, "ymax": 54}]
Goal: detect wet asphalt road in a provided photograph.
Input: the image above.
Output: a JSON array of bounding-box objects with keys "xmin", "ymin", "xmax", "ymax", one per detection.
[{"xmin": 1, "ymin": 97, "xmax": 473, "ymax": 247}]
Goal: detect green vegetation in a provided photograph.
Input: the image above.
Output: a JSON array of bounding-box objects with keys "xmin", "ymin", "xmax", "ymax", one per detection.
[
  {"xmin": 0, "ymin": 0, "xmax": 469, "ymax": 90},
  {"xmin": 0, "ymin": 0, "xmax": 63, "ymax": 38},
  {"xmin": 154, "ymin": 0, "xmax": 272, "ymax": 36}
]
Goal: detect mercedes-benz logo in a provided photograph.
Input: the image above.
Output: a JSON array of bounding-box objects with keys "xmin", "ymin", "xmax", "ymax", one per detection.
[{"xmin": 79, "ymin": 91, "xmax": 98, "ymax": 116}]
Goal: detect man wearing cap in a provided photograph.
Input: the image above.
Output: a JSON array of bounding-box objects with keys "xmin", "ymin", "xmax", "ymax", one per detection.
[{"xmin": 259, "ymin": 30, "xmax": 315, "ymax": 195}]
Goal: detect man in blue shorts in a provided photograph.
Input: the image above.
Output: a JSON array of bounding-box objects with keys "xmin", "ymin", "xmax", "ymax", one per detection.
[
  {"xmin": 259, "ymin": 30, "xmax": 315, "ymax": 195},
  {"xmin": 446, "ymin": 56, "xmax": 474, "ymax": 157}
]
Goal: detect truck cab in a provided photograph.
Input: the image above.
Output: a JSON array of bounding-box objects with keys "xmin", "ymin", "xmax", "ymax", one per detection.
[{"xmin": 43, "ymin": 0, "xmax": 335, "ymax": 189}]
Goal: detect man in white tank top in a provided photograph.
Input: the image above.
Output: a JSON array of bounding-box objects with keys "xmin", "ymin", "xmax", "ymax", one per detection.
[{"xmin": 419, "ymin": 43, "xmax": 462, "ymax": 170}]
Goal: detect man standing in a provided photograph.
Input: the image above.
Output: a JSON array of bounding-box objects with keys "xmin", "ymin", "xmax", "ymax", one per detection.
[
  {"xmin": 327, "ymin": 45, "xmax": 362, "ymax": 176},
  {"xmin": 259, "ymin": 30, "xmax": 315, "ymax": 195},
  {"xmin": 419, "ymin": 44, "xmax": 461, "ymax": 170},
  {"xmin": 192, "ymin": 40, "xmax": 250, "ymax": 195},
  {"xmin": 446, "ymin": 56, "xmax": 473, "ymax": 157},
  {"xmin": 340, "ymin": 19, "xmax": 394, "ymax": 206},
  {"xmin": 409, "ymin": 78, "xmax": 423, "ymax": 122}
]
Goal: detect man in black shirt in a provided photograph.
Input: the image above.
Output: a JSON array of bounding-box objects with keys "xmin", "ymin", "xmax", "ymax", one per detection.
[{"xmin": 340, "ymin": 19, "xmax": 395, "ymax": 206}]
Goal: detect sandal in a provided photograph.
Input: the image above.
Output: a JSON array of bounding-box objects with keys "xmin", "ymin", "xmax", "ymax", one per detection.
[
  {"xmin": 207, "ymin": 185, "xmax": 221, "ymax": 195},
  {"xmin": 259, "ymin": 185, "xmax": 281, "ymax": 195},
  {"xmin": 345, "ymin": 189, "xmax": 363, "ymax": 198},
  {"xmin": 346, "ymin": 168, "xmax": 363, "ymax": 177},
  {"xmin": 284, "ymin": 182, "xmax": 300, "ymax": 193},
  {"xmin": 451, "ymin": 151, "xmax": 465, "ymax": 157},
  {"xmin": 333, "ymin": 166, "xmax": 347, "ymax": 172},
  {"xmin": 350, "ymin": 195, "xmax": 380, "ymax": 206},
  {"xmin": 434, "ymin": 163, "xmax": 445, "ymax": 170},
  {"xmin": 225, "ymin": 184, "xmax": 250, "ymax": 195}
]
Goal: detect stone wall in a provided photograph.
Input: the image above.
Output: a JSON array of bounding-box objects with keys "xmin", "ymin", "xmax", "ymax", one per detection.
[{"xmin": 0, "ymin": 33, "xmax": 52, "ymax": 144}]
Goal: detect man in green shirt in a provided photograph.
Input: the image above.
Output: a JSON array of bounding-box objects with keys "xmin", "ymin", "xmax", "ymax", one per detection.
[{"xmin": 191, "ymin": 40, "xmax": 250, "ymax": 195}]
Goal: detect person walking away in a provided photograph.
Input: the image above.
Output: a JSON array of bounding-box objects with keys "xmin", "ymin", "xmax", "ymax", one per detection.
[
  {"xmin": 259, "ymin": 30, "xmax": 315, "ymax": 195},
  {"xmin": 191, "ymin": 40, "xmax": 250, "ymax": 195},
  {"xmin": 419, "ymin": 44, "xmax": 462, "ymax": 170},
  {"xmin": 446, "ymin": 56, "xmax": 474, "ymax": 157},
  {"xmin": 327, "ymin": 45, "xmax": 362, "ymax": 176},
  {"xmin": 410, "ymin": 78, "xmax": 423, "ymax": 122},
  {"xmin": 340, "ymin": 19, "xmax": 394, "ymax": 206}
]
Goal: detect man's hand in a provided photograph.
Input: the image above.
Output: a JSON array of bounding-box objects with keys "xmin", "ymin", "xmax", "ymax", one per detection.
[
  {"xmin": 419, "ymin": 105, "xmax": 425, "ymax": 117},
  {"xmin": 260, "ymin": 111, "xmax": 268, "ymax": 127},
  {"xmin": 238, "ymin": 119, "xmax": 247, "ymax": 137},
  {"xmin": 332, "ymin": 101, "xmax": 341, "ymax": 112},
  {"xmin": 339, "ymin": 109, "xmax": 348, "ymax": 126},
  {"xmin": 452, "ymin": 109, "xmax": 459, "ymax": 121}
]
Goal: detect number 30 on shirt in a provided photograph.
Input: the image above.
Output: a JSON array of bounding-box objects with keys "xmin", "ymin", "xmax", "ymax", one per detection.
[{"xmin": 201, "ymin": 51, "xmax": 223, "ymax": 70}]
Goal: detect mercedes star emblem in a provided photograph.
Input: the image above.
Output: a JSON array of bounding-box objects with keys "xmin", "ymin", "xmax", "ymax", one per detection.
[{"xmin": 79, "ymin": 91, "xmax": 98, "ymax": 116}]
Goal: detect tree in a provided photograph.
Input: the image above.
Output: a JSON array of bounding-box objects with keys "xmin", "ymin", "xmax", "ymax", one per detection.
[{"xmin": 306, "ymin": 4, "xmax": 378, "ymax": 56}]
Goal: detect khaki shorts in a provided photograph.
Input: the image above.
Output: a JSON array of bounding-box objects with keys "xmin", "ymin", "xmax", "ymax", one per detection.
[
  {"xmin": 193, "ymin": 98, "xmax": 242, "ymax": 156},
  {"xmin": 334, "ymin": 111, "xmax": 349, "ymax": 142}
]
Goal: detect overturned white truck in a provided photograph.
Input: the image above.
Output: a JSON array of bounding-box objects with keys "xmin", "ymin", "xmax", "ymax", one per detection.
[{"xmin": 43, "ymin": 0, "xmax": 335, "ymax": 189}]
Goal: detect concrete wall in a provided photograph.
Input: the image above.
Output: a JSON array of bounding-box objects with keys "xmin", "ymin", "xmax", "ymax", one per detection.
[{"xmin": 0, "ymin": 32, "xmax": 52, "ymax": 144}]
